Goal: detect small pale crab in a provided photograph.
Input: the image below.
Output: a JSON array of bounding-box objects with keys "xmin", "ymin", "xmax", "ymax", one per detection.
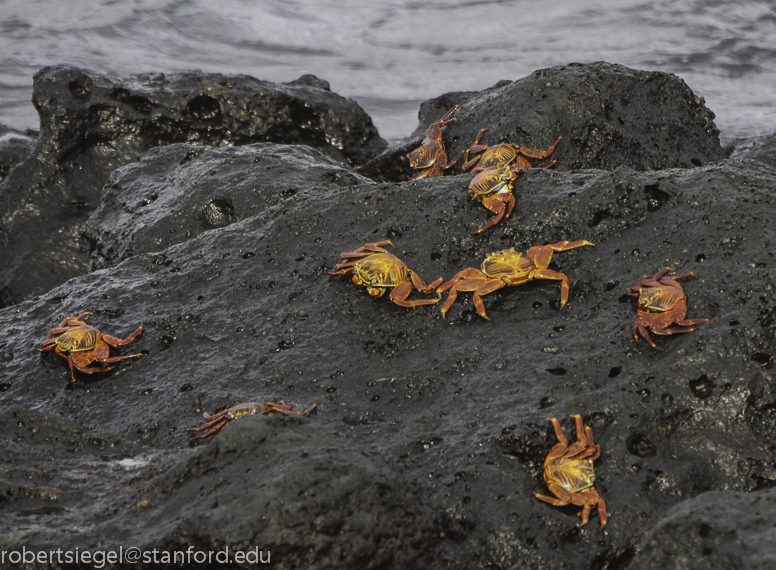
[
  {"xmin": 438, "ymin": 240, "xmax": 593, "ymax": 320},
  {"xmin": 407, "ymin": 105, "xmax": 462, "ymax": 179},
  {"xmin": 38, "ymin": 311, "xmax": 143, "ymax": 383},
  {"xmin": 626, "ymin": 267, "xmax": 709, "ymax": 348},
  {"xmin": 329, "ymin": 240, "xmax": 443, "ymax": 308},
  {"xmin": 187, "ymin": 401, "xmax": 317, "ymax": 442},
  {"xmin": 535, "ymin": 415, "xmax": 608, "ymax": 527}
]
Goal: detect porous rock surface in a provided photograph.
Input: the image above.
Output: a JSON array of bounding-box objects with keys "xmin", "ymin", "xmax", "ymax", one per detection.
[
  {"xmin": 630, "ymin": 488, "xmax": 776, "ymax": 570},
  {"xmin": 1, "ymin": 62, "xmax": 775, "ymax": 570},
  {"xmin": 85, "ymin": 143, "xmax": 373, "ymax": 270},
  {"xmin": 360, "ymin": 61, "xmax": 727, "ymax": 182},
  {"xmin": 0, "ymin": 66, "xmax": 386, "ymax": 307}
]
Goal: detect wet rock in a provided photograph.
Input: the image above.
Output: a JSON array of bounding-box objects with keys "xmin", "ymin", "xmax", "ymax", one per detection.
[
  {"xmin": 0, "ymin": 127, "xmax": 35, "ymax": 183},
  {"xmin": 361, "ymin": 62, "xmax": 726, "ymax": 181},
  {"xmin": 0, "ymin": 62, "xmax": 773, "ymax": 569},
  {"xmin": 630, "ymin": 489, "xmax": 776, "ymax": 570},
  {"xmin": 0, "ymin": 149, "xmax": 774, "ymax": 568},
  {"xmin": 0, "ymin": 66, "xmax": 386, "ymax": 307},
  {"xmin": 154, "ymin": 418, "xmax": 456, "ymax": 570},
  {"xmin": 727, "ymin": 131, "xmax": 776, "ymax": 169},
  {"xmin": 85, "ymin": 143, "xmax": 373, "ymax": 270}
]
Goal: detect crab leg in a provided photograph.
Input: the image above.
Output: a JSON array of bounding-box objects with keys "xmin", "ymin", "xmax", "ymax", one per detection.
[
  {"xmin": 535, "ymin": 483, "xmax": 573, "ymax": 507},
  {"xmin": 550, "ymin": 417, "xmax": 569, "ymax": 446},
  {"xmin": 457, "ymin": 127, "xmax": 490, "ymax": 170},
  {"xmin": 635, "ymin": 320, "xmax": 657, "ymax": 347},
  {"xmin": 651, "ymin": 325, "xmax": 702, "ymax": 336},
  {"xmin": 337, "ymin": 241, "xmax": 394, "ymax": 259},
  {"xmin": 58, "ymin": 312, "xmax": 93, "ymax": 328},
  {"xmin": 102, "ymin": 326, "xmax": 143, "ymax": 347},
  {"xmin": 73, "ymin": 362, "xmax": 116, "ymax": 375},
  {"xmin": 409, "ymin": 271, "xmax": 443, "ymax": 294},
  {"xmin": 596, "ymin": 497, "xmax": 608, "ymax": 526},
  {"xmin": 529, "ymin": 268, "xmax": 573, "ymax": 308},
  {"xmin": 389, "ymin": 281, "xmax": 441, "ymax": 308},
  {"xmin": 475, "ymin": 194, "xmax": 515, "ymax": 234},
  {"xmin": 187, "ymin": 420, "xmax": 228, "ymax": 441},
  {"xmin": 44, "ymin": 312, "xmax": 94, "ymax": 342},
  {"xmin": 578, "ymin": 500, "xmax": 593, "ymax": 526},
  {"xmin": 517, "ymin": 136, "xmax": 562, "ymax": 159},
  {"xmin": 512, "ymin": 155, "xmax": 533, "ymax": 171},
  {"xmin": 93, "ymin": 354, "xmax": 144, "ymax": 364},
  {"xmin": 438, "ymin": 267, "xmax": 506, "ymax": 319}
]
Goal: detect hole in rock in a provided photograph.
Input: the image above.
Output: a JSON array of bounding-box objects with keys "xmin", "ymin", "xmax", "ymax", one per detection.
[
  {"xmin": 751, "ymin": 353, "xmax": 773, "ymax": 366},
  {"xmin": 199, "ymin": 198, "xmax": 235, "ymax": 229},
  {"xmin": 689, "ymin": 374, "xmax": 715, "ymax": 399},
  {"xmin": 110, "ymin": 88, "xmax": 152, "ymax": 113},
  {"xmin": 644, "ymin": 183, "xmax": 670, "ymax": 212},
  {"xmin": 385, "ymin": 228, "xmax": 402, "ymax": 240},
  {"xmin": 539, "ymin": 397, "xmax": 555, "ymax": 409},
  {"xmin": 589, "ymin": 209, "xmax": 613, "ymax": 227},
  {"xmin": 626, "ymin": 433, "xmax": 657, "ymax": 457},
  {"xmin": 187, "ymin": 94, "xmax": 223, "ymax": 124}
]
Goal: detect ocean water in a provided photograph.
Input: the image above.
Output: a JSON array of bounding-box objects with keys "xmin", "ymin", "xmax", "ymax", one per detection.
[{"xmin": 1, "ymin": 0, "xmax": 775, "ymax": 142}]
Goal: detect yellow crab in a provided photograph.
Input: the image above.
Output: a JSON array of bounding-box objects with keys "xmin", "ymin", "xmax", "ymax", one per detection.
[
  {"xmin": 535, "ymin": 415, "xmax": 607, "ymax": 527},
  {"xmin": 438, "ymin": 240, "xmax": 593, "ymax": 319},
  {"xmin": 329, "ymin": 240, "xmax": 443, "ymax": 307}
]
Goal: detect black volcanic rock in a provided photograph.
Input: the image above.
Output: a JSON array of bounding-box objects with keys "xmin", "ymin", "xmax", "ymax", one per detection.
[
  {"xmin": 727, "ymin": 131, "xmax": 776, "ymax": 169},
  {"xmin": 0, "ymin": 63, "xmax": 774, "ymax": 569},
  {"xmin": 0, "ymin": 133, "xmax": 34, "ymax": 183},
  {"xmin": 0, "ymin": 149, "xmax": 775, "ymax": 568},
  {"xmin": 85, "ymin": 143, "xmax": 373, "ymax": 270},
  {"xmin": 0, "ymin": 66, "xmax": 386, "ymax": 307},
  {"xmin": 360, "ymin": 62, "xmax": 726, "ymax": 181},
  {"xmin": 630, "ymin": 489, "xmax": 776, "ymax": 570}
]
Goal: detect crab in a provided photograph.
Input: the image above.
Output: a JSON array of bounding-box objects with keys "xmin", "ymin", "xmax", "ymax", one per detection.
[
  {"xmin": 38, "ymin": 312, "xmax": 143, "ymax": 383},
  {"xmin": 465, "ymin": 163, "xmax": 522, "ymax": 233},
  {"xmin": 329, "ymin": 240, "xmax": 443, "ymax": 308},
  {"xmin": 626, "ymin": 267, "xmax": 709, "ymax": 348},
  {"xmin": 456, "ymin": 130, "xmax": 561, "ymax": 233},
  {"xmin": 455, "ymin": 127, "xmax": 562, "ymax": 172},
  {"xmin": 187, "ymin": 401, "xmax": 317, "ymax": 442},
  {"xmin": 535, "ymin": 415, "xmax": 608, "ymax": 527},
  {"xmin": 407, "ymin": 105, "xmax": 462, "ymax": 179},
  {"xmin": 438, "ymin": 240, "xmax": 593, "ymax": 319}
]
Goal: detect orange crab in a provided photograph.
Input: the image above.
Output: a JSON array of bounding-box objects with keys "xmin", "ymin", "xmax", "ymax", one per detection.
[
  {"xmin": 438, "ymin": 240, "xmax": 593, "ymax": 319},
  {"xmin": 187, "ymin": 401, "xmax": 317, "ymax": 442},
  {"xmin": 454, "ymin": 128, "xmax": 561, "ymax": 232},
  {"xmin": 535, "ymin": 415, "xmax": 607, "ymax": 527},
  {"xmin": 329, "ymin": 240, "xmax": 443, "ymax": 308},
  {"xmin": 455, "ymin": 127, "xmax": 561, "ymax": 172},
  {"xmin": 407, "ymin": 105, "xmax": 462, "ymax": 179},
  {"xmin": 38, "ymin": 312, "xmax": 143, "ymax": 383},
  {"xmin": 626, "ymin": 267, "xmax": 709, "ymax": 348},
  {"xmin": 465, "ymin": 163, "xmax": 522, "ymax": 233}
]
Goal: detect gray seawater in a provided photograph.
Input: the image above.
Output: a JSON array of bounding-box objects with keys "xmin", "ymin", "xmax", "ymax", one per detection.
[{"xmin": 1, "ymin": 0, "xmax": 775, "ymax": 142}]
